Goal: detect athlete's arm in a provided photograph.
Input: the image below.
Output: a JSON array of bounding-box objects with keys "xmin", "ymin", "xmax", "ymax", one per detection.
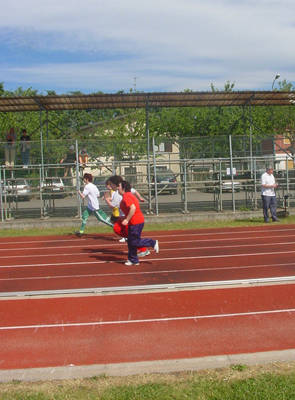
[{"xmin": 122, "ymin": 204, "xmax": 136, "ymax": 225}]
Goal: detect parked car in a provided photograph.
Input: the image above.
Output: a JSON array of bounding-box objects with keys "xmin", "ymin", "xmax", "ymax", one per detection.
[
  {"xmin": 40, "ymin": 177, "xmax": 66, "ymax": 198},
  {"xmin": 151, "ymin": 170, "xmax": 178, "ymax": 195},
  {"xmin": 2, "ymin": 178, "xmax": 32, "ymax": 201},
  {"xmin": 220, "ymin": 179, "xmax": 242, "ymax": 192},
  {"xmin": 277, "ymin": 169, "xmax": 295, "ymax": 191},
  {"xmin": 205, "ymin": 172, "xmax": 242, "ymax": 192}
]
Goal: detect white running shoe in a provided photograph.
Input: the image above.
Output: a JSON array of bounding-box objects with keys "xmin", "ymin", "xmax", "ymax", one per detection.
[
  {"xmin": 138, "ymin": 250, "xmax": 151, "ymax": 257},
  {"xmin": 119, "ymin": 237, "xmax": 127, "ymax": 243},
  {"xmin": 154, "ymin": 240, "xmax": 159, "ymax": 253},
  {"xmin": 125, "ymin": 260, "xmax": 139, "ymax": 266}
]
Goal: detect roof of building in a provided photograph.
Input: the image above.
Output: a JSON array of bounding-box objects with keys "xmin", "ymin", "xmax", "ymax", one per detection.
[{"xmin": 0, "ymin": 91, "xmax": 295, "ymax": 112}]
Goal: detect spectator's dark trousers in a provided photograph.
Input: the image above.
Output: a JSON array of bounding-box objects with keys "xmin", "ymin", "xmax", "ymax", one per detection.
[{"xmin": 261, "ymin": 195, "xmax": 277, "ymax": 221}]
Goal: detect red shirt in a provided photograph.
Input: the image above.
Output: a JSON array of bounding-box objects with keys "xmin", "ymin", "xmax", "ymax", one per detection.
[{"xmin": 120, "ymin": 192, "xmax": 144, "ymax": 225}]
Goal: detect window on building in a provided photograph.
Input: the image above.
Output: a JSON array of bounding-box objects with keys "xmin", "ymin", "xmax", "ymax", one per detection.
[
  {"xmin": 124, "ymin": 166, "xmax": 137, "ymax": 184},
  {"xmin": 154, "ymin": 142, "xmax": 173, "ymax": 152}
]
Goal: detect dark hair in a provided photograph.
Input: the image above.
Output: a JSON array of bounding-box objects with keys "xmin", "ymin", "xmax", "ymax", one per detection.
[
  {"xmin": 121, "ymin": 180, "xmax": 131, "ymax": 192},
  {"xmin": 109, "ymin": 175, "xmax": 123, "ymax": 186},
  {"xmin": 83, "ymin": 173, "xmax": 93, "ymax": 182}
]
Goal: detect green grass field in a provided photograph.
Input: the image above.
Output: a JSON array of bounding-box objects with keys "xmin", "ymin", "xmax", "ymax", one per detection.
[
  {"xmin": 1, "ymin": 362, "xmax": 295, "ymax": 399},
  {"xmin": 1, "ymin": 214, "xmax": 295, "ymax": 237}
]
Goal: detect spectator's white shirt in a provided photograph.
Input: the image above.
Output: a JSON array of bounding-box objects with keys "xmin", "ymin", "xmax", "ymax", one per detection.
[
  {"xmin": 83, "ymin": 182, "xmax": 100, "ymax": 210},
  {"xmin": 261, "ymin": 172, "xmax": 276, "ymax": 197}
]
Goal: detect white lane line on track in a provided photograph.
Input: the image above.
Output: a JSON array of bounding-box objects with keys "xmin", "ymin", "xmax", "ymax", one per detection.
[
  {"xmin": 2, "ymin": 261, "xmax": 295, "ymax": 281},
  {"xmin": 0, "ymin": 237, "xmax": 295, "ymax": 256},
  {"xmin": 2, "ymin": 249, "xmax": 295, "ymax": 269},
  {"xmin": 1, "ymin": 308, "xmax": 295, "ymax": 331},
  {"xmin": 1, "ymin": 227, "xmax": 295, "ymax": 248}
]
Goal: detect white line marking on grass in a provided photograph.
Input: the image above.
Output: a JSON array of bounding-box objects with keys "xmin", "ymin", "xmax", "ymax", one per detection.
[{"xmin": 1, "ymin": 308, "xmax": 295, "ymax": 331}]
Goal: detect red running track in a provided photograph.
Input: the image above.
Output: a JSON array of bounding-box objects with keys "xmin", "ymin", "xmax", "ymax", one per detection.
[
  {"xmin": 1, "ymin": 224, "xmax": 295, "ymax": 371},
  {"xmin": 1, "ymin": 225, "xmax": 295, "ymax": 294},
  {"xmin": 1, "ymin": 284, "xmax": 295, "ymax": 369}
]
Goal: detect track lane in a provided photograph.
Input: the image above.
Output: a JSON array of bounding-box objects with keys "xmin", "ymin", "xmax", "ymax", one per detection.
[
  {"xmin": 2, "ymin": 229, "xmax": 295, "ymax": 292},
  {"xmin": 1, "ymin": 284, "xmax": 295, "ymax": 369},
  {"xmin": 0, "ymin": 246, "xmax": 295, "ymax": 293}
]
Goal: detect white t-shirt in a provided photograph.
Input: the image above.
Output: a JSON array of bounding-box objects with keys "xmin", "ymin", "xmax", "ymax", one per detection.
[
  {"xmin": 261, "ymin": 172, "xmax": 276, "ymax": 197},
  {"xmin": 83, "ymin": 182, "xmax": 100, "ymax": 210},
  {"xmin": 111, "ymin": 188, "xmax": 137, "ymax": 216},
  {"xmin": 110, "ymin": 190, "xmax": 123, "ymax": 216}
]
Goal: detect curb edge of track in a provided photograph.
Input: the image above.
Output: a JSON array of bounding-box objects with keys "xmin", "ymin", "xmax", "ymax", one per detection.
[{"xmin": 2, "ymin": 275, "xmax": 295, "ymax": 298}]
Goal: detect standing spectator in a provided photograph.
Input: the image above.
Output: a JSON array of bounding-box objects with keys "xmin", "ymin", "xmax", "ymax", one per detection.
[
  {"xmin": 78, "ymin": 148, "xmax": 89, "ymax": 169},
  {"xmin": 5, "ymin": 127, "xmax": 16, "ymax": 167},
  {"xmin": 60, "ymin": 145, "xmax": 76, "ymax": 177},
  {"xmin": 261, "ymin": 166, "xmax": 279, "ymax": 223},
  {"xmin": 20, "ymin": 128, "xmax": 31, "ymax": 168}
]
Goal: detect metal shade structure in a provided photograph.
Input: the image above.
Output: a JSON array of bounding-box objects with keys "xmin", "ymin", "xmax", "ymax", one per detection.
[
  {"xmin": 0, "ymin": 90, "xmax": 294, "ymax": 218},
  {"xmin": 0, "ymin": 91, "xmax": 295, "ymax": 112}
]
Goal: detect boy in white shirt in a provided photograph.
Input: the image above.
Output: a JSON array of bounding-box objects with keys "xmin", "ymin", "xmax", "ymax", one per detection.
[{"xmin": 77, "ymin": 173, "xmax": 113, "ymax": 235}]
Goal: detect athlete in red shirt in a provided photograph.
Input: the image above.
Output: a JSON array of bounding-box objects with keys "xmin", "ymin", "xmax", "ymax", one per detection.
[{"xmin": 119, "ymin": 180, "xmax": 159, "ymax": 266}]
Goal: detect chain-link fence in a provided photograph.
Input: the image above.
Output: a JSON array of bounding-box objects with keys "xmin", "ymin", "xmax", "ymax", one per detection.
[
  {"xmin": 0, "ymin": 135, "xmax": 294, "ymax": 221},
  {"xmin": 0, "ymin": 134, "xmax": 281, "ymax": 166}
]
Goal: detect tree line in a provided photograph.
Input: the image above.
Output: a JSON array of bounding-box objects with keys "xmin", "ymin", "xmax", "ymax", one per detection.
[{"xmin": 0, "ymin": 80, "xmax": 295, "ymax": 153}]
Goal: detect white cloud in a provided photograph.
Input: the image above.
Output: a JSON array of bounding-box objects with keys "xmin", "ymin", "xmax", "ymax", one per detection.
[{"xmin": 1, "ymin": 0, "xmax": 295, "ymax": 92}]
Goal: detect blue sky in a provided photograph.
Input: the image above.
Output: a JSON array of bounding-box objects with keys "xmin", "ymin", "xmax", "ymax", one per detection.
[{"xmin": 1, "ymin": 0, "xmax": 295, "ymax": 94}]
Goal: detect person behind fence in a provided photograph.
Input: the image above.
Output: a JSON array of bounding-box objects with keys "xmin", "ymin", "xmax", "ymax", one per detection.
[
  {"xmin": 118, "ymin": 180, "xmax": 159, "ymax": 266},
  {"xmin": 5, "ymin": 127, "xmax": 16, "ymax": 167},
  {"xmin": 60, "ymin": 145, "xmax": 76, "ymax": 177},
  {"xmin": 20, "ymin": 128, "xmax": 31, "ymax": 168},
  {"xmin": 79, "ymin": 148, "xmax": 89, "ymax": 169},
  {"xmin": 76, "ymin": 173, "xmax": 113, "ymax": 235},
  {"xmin": 261, "ymin": 166, "xmax": 279, "ymax": 223}
]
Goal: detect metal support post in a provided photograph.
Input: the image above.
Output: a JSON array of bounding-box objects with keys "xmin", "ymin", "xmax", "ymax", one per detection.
[
  {"xmin": 46, "ymin": 111, "xmax": 49, "ymax": 144},
  {"xmin": 183, "ymin": 160, "xmax": 188, "ymax": 213},
  {"xmin": 249, "ymin": 104, "xmax": 253, "ymax": 177},
  {"xmin": 254, "ymin": 158, "xmax": 258, "ymax": 210},
  {"xmin": 229, "ymin": 135, "xmax": 236, "ymax": 212},
  {"xmin": 75, "ymin": 140, "xmax": 82, "ymax": 218},
  {"xmin": 40, "ymin": 110, "xmax": 45, "ymax": 182},
  {"xmin": 219, "ymin": 160, "xmax": 223, "ymax": 211},
  {"xmin": 286, "ymin": 156, "xmax": 290, "ymax": 208},
  {"xmin": 0, "ymin": 167, "xmax": 3, "ymax": 222},
  {"xmin": 39, "ymin": 166, "xmax": 43, "ymax": 218},
  {"xmin": 3, "ymin": 168, "xmax": 7, "ymax": 220},
  {"xmin": 145, "ymin": 98, "xmax": 152, "ymax": 214},
  {"xmin": 152, "ymin": 137, "xmax": 158, "ymax": 215}
]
